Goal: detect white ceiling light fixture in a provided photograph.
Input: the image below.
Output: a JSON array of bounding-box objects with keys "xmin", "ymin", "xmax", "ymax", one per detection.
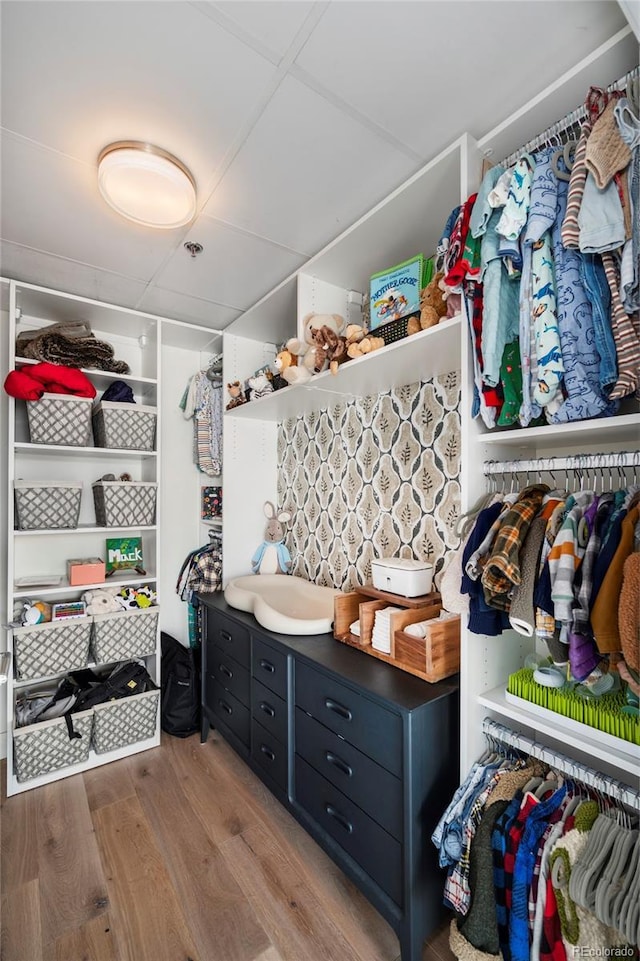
[{"xmin": 97, "ymin": 141, "xmax": 197, "ymax": 229}]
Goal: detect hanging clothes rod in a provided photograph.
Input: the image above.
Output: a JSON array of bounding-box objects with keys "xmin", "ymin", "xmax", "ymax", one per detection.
[
  {"xmin": 483, "ymin": 718, "xmax": 639, "ymax": 809},
  {"xmin": 501, "ymin": 64, "xmax": 640, "ymax": 168},
  {"xmin": 482, "ymin": 450, "xmax": 640, "ymax": 477}
]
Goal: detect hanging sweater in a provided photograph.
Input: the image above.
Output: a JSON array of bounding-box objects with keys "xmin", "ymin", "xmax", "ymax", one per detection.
[{"xmin": 591, "ymin": 504, "xmax": 640, "ymax": 652}]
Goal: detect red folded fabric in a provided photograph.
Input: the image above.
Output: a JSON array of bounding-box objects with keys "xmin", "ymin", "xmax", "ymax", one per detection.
[{"xmin": 3, "ymin": 362, "xmax": 96, "ymax": 400}]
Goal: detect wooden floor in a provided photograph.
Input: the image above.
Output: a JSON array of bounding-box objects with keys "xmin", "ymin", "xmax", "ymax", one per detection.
[{"xmin": 1, "ymin": 731, "xmax": 455, "ymax": 961}]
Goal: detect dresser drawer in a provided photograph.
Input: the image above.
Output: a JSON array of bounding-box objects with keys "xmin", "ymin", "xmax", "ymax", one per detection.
[
  {"xmin": 211, "ymin": 680, "xmax": 250, "ymax": 747},
  {"xmin": 210, "ymin": 650, "xmax": 250, "ymax": 708},
  {"xmin": 295, "ymin": 755, "xmax": 402, "ymax": 906},
  {"xmin": 295, "ymin": 707, "xmax": 402, "ymax": 841},
  {"xmin": 252, "ymin": 636, "xmax": 287, "ymax": 700},
  {"xmin": 207, "ymin": 612, "xmax": 250, "ymax": 669},
  {"xmin": 295, "ymin": 661, "xmax": 402, "ymax": 777},
  {"xmin": 252, "ymin": 677, "xmax": 287, "ymax": 744},
  {"xmin": 251, "ymin": 718, "xmax": 288, "ymax": 791}
]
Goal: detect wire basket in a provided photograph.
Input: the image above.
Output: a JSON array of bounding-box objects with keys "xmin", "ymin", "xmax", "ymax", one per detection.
[
  {"xmin": 14, "ymin": 480, "xmax": 82, "ymax": 530},
  {"xmin": 26, "ymin": 394, "xmax": 93, "ymax": 446},
  {"xmin": 92, "ymin": 401, "xmax": 157, "ymax": 451}
]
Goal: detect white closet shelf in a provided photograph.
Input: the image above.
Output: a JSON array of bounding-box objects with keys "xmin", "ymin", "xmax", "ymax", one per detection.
[
  {"xmin": 478, "ymin": 412, "xmax": 640, "ymax": 450},
  {"xmin": 479, "ymin": 685, "xmax": 639, "ymax": 777},
  {"xmin": 14, "ymin": 442, "xmax": 157, "ymax": 458},
  {"xmin": 226, "ymin": 315, "xmax": 462, "ymax": 422},
  {"xmin": 13, "ymin": 574, "xmax": 157, "ymax": 599},
  {"xmin": 14, "ymin": 356, "xmax": 157, "ymax": 388},
  {"xmin": 14, "ymin": 524, "xmax": 158, "ymax": 537}
]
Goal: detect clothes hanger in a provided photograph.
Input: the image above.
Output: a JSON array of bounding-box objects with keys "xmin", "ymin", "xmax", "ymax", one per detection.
[
  {"xmin": 569, "ymin": 811, "xmax": 621, "ymax": 911},
  {"xmin": 596, "ymin": 825, "xmax": 638, "ymax": 930}
]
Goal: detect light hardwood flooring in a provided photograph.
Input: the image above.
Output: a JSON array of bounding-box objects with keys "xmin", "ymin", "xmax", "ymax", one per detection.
[{"xmin": 1, "ymin": 731, "xmax": 456, "ymax": 961}]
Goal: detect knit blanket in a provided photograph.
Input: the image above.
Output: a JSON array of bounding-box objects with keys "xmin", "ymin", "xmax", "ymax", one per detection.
[{"xmin": 17, "ymin": 323, "xmax": 130, "ymax": 374}]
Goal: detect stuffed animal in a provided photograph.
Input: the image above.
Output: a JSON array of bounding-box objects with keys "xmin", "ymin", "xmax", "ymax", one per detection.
[
  {"xmin": 309, "ymin": 325, "xmax": 349, "ymax": 375},
  {"xmin": 271, "ymin": 347, "xmax": 294, "ymax": 390},
  {"xmin": 438, "ymin": 275, "xmax": 463, "ymax": 319},
  {"xmin": 345, "ymin": 324, "xmax": 366, "ymax": 349},
  {"xmin": 280, "ymin": 339, "xmax": 312, "ymax": 385},
  {"xmin": 407, "ymin": 271, "xmax": 448, "ymax": 335},
  {"xmin": 288, "ymin": 312, "xmax": 346, "ymax": 376},
  {"xmin": 251, "ymin": 501, "xmax": 292, "ymax": 575},
  {"xmin": 226, "ymin": 380, "xmax": 247, "ymax": 410},
  {"xmin": 82, "ymin": 587, "xmax": 122, "ymax": 615},
  {"xmin": 347, "ymin": 334, "xmax": 385, "ymax": 358},
  {"xmin": 113, "ymin": 585, "xmax": 157, "ymax": 610},
  {"xmin": 247, "ymin": 372, "xmax": 273, "ymax": 401}
]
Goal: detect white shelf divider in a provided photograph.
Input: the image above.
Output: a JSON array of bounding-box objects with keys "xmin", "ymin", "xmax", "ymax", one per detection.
[
  {"xmin": 15, "ymin": 443, "xmax": 158, "ymax": 458},
  {"xmin": 14, "ymin": 524, "xmax": 158, "ymax": 537}
]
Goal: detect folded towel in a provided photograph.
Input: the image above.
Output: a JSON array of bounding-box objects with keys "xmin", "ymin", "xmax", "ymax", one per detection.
[
  {"xmin": 350, "ymin": 620, "xmax": 361, "ymax": 636},
  {"xmin": 404, "ymin": 621, "xmax": 428, "ymax": 638}
]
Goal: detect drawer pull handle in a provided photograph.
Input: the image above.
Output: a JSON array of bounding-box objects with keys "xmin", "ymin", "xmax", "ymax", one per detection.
[
  {"xmin": 260, "ymin": 701, "xmax": 275, "ymax": 718},
  {"xmin": 324, "ymin": 698, "xmax": 352, "ymax": 722},
  {"xmin": 325, "ymin": 751, "xmax": 352, "ymax": 777},
  {"xmin": 260, "ymin": 744, "xmax": 275, "ymax": 762},
  {"xmin": 220, "ymin": 664, "xmax": 233, "ymax": 679},
  {"xmin": 325, "ymin": 803, "xmax": 353, "ymax": 834},
  {"xmin": 220, "ymin": 630, "xmax": 232, "ymax": 644},
  {"xmin": 260, "ymin": 658, "xmax": 275, "ymax": 674},
  {"xmin": 219, "ymin": 699, "xmax": 232, "ymax": 716}
]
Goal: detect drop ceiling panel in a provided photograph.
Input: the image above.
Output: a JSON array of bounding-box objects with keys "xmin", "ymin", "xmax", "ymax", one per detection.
[
  {"xmin": 208, "ymin": 1, "xmax": 317, "ymax": 58},
  {"xmin": 1, "ymin": 133, "xmax": 178, "ymax": 279},
  {"xmin": 0, "ymin": 241, "xmax": 149, "ymax": 310},
  {"xmin": 203, "ymin": 75, "xmax": 416, "ymax": 255},
  {"xmin": 0, "ymin": 1, "xmax": 277, "ymax": 187},
  {"xmin": 293, "ymin": 1, "xmax": 627, "ymax": 158},
  {"xmin": 137, "ymin": 286, "xmax": 241, "ymax": 329},
  {"xmin": 153, "ymin": 215, "xmax": 305, "ymax": 311}
]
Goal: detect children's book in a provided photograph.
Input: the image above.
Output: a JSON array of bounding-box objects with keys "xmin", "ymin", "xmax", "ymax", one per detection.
[
  {"xmin": 105, "ymin": 537, "xmax": 146, "ymax": 575},
  {"xmin": 370, "ymin": 255, "xmax": 425, "ymax": 330}
]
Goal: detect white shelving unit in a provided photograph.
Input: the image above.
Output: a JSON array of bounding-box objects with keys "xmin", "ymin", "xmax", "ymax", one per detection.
[
  {"xmin": 221, "ymin": 27, "xmax": 640, "ymax": 799},
  {"xmin": 5, "ymin": 280, "xmax": 165, "ymax": 795}
]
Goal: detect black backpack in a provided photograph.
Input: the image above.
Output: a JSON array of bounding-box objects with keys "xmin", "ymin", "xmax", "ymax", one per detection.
[
  {"xmin": 160, "ymin": 631, "xmax": 200, "ymax": 738},
  {"xmin": 43, "ymin": 661, "xmax": 157, "ymax": 739}
]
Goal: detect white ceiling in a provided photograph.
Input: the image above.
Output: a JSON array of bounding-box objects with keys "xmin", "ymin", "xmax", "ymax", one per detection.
[{"xmin": 0, "ymin": 1, "xmax": 630, "ymax": 332}]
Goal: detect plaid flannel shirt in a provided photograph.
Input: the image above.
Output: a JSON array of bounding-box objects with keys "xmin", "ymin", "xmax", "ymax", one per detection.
[{"xmin": 481, "ymin": 485, "xmax": 549, "ymax": 610}]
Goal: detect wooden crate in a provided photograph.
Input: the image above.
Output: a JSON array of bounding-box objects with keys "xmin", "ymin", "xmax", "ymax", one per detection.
[
  {"xmin": 333, "ymin": 586, "xmax": 456, "ymax": 681},
  {"xmin": 394, "ymin": 617, "xmax": 460, "ymax": 682}
]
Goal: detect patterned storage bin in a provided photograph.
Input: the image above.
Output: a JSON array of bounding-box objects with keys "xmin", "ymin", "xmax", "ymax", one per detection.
[
  {"xmin": 13, "ymin": 618, "xmax": 92, "ymax": 680},
  {"xmin": 14, "ymin": 480, "xmax": 83, "ymax": 530},
  {"xmin": 92, "ymin": 689, "xmax": 159, "ymax": 754},
  {"xmin": 92, "ymin": 480, "xmax": 157, "ymax": 527},
  {"xmin": 13, "ymin": 710, "xmax": 93, "ymax": 782},
  {"xmin": 26, "ymin": 393, "xmax": 93, "ymax": 446},
  {"xmin": 92, "ymin": 401, "xmax": 157, "ymax": 451},
  {"xmin": 91, "ymin": 608, "xmax": 159, "ymax": 664}
]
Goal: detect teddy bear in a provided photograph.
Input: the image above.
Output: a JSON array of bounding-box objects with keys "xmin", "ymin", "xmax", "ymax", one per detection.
[
  {"xmin": 407, "ymin": 271, "xmax": 448, "ymax": 335},
  {"xmin": 309, "ymin": 325, "xmax": 349, "ymax": 376},
  {"xmin": 271, "ymin": 347, "xmax": 296, "ymax": 390},
  {"xmin": 287, "ymin": 312, "xmax": 346, "ymax": 377},
  {"xmin": 247, "ymin": 372, "xmax": 273, "ymax": 401},
  {"xmin": 279, "ymin": 339, "xmax": 312, "ymax": 385},
  {"xmin": 347, "ymin": 333, "xmax": 385, "ymax": 358},
  {"xmin": 226, "ymin": 380, "xmax": 247, "ymax": 410}
]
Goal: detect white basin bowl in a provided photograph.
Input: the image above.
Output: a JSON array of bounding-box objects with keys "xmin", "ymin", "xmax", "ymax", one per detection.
[{"xmin": 224, "ymin": 574, "xmax": 339, "ymax": 635}]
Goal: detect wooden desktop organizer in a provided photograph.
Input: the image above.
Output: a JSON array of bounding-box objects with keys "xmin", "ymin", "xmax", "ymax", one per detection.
[{"xmin": 333, "ymin": 585, "xmax": 460, "ymax": 683}]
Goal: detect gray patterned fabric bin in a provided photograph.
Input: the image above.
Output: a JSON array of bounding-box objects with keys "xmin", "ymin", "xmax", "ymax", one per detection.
[
  {"xmin": 13, "ymin": 618, "xmax": 92, "ymax": 680},
  {"xmin": 15, "ymin": 480, "xmax": 83, "ymax": 530},
  {"xmin": 92, "ymin": 689, "xmax": 159, "ymax": 754},
  {"xmin": 91, "ymin": 608, "xmax": 159, "ymax": 664},
  {"xmin": 14, "ymin": 710, "xmax": 93, "ymax": 782},
  {"xmin": 92, "ymin": 401, "xmax": 157, "ymax": 451},
  {"xmin": 92, "ymin": 480, "xmax": 157, "ymax": 527},
  {"xmin": 26, "ymin": 393, "xmax": 93, "ymax": 446}
]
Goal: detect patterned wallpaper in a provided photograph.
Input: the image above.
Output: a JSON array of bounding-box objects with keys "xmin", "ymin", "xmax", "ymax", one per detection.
[{"xmin": 276, "ymin": 371, "xmax": 461, "ymax": 592}]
